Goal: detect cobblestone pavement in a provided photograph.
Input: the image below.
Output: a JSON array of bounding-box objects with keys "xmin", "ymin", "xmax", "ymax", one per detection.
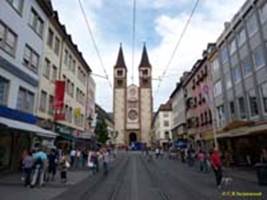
[{"xmin": 0, "ymin": 152, "xmax": 266, "ymax": 200}]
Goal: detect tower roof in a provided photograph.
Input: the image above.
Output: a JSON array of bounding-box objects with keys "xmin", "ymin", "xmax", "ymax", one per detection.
[
  {"xmin": 114, "ymin": 44, "xmax": 127, "ymax": 69},
  {"xmin": 139, "ymin": 44, "xmax": 151, "ymax": 68}
]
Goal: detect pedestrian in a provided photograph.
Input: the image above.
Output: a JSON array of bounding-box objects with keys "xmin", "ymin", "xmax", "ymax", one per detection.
[
  {"xmin": 210, "ymin": 148, "xmax": 223, "ymax": 188},
  {"xmin": 155, "ymin": 147, "xmax": 160, "ymax": 159},
  {"xmin": 102, "ymin": 149, "xmax": 110, "ymax": 176},
  {"xmin": 70, "ymin": 149, "xmax": 76, "ymax": 167},
  {"xmin": 59, "ymin": 153, "xmax": 70, "ymax": 183},
  {"xmin": 197, "ymin": 150, "xmax": 205, "ymax": 172},
  {"xmin": 82, "ymin": 149, "xmax": 88, "ymax": 167},
  {"xmin": 47, "ymin": 149, "xmax": 57, "ymax": 182},
  {"xmin": 31, "ymin": 147, "xmax": 47, "ymax": 188},
  {"xmin": 22, "ymin": 150, "xmax": 33, "ymax": 187},
  {"xmin": 76, "ymin": 149, "xmax": 81, "ymax": 168}
]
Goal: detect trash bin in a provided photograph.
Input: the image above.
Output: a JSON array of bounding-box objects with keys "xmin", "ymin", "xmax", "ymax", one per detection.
[{"xmin": 255, "ymin": 163, "xmax": 267, "ymax": 186}]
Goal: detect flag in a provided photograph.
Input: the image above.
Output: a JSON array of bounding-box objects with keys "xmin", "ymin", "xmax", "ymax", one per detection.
[{"xmin": 54, "ymin": 81, "xmax": 65, "ymax": 120}]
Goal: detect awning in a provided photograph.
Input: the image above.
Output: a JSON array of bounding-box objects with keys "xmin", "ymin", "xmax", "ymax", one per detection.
[{"xmin": 0, "ymin": 117, "xmax": 58, "ymax": 138}]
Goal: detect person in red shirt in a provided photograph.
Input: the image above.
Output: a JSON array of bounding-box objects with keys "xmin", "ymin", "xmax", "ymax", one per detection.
[{"xmin": 210, "ymin": 148, "xmax": 223, "ymax": 188}]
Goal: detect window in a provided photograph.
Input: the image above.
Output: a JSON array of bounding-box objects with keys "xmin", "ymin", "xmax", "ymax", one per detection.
[
  {"xmin": 72, "ymin": 60, "xmax": 76, "ymax": 73},
  {"xmin": 48, "ymin": 95, "xmax": 53, "ymax": 115},
  {"xmin": 261, "ymin": 82, "xmax": 267, "ymax": 113},
  {"xmin": 17, "ymin": 87, "xmax": 34, "ymax": 113},
  {"xmin": 52, "ymin": 65, "xmax": 57, "ymax": 82},
  {"xmin": 232, "ymin": 66, "xmax": 241, "ymax": 83},
  {"xmin": 22, "ymin": 45, "xmax": 39, "ymax": 73},
  {"xmin": 164, "ymin": 120, "xmax": 169, "ymax": 127},
  {"xmin": 7, "ymin": 0, "xmax": 24, "ymax": 14},
  {"xmin": 47, "ymin": 28, "xmax": 54, "ymax": 47},
  {"xmin": 220, "ymin": 46, "xmax": 228, "ymax": 64},
  {"xmin": 39, "ymin": 90, "xmax": 47, "ymax": 112},
  {"xmin": 163, "ymin": 113, "xmax": 169, "ymax": 118},
  {"xmin": 0, "ymin": 21, "xmax": 17, "ymax": 56},
  {"xmin": 54, "ymin": 37, "xmax": 60, "ymax": 55},
  {"xmin": 69, "ymin": 107, "xmax": 73, "ymax": 123},
  {"xmin": 225, "ymin": 72, "xmax": 232, "ymax": 89},
  {"xmin": 216, "ymin": 105, "xmax": 225, "ymax": 128},
  {"xmin": 29, "ymin": 8, "xmax": 44, "ymax": 37},
  {"xmin": 252, "ymin": 46, "xmax": 265, "ymax": 68},
  {"xmin": 214, "ymin": 80, "xmax": 222, "ymax": 97},
  {"xmin": 230, "ymin": 101, "xmax": 235, "ymax": 115},
  {"xmin": 64, "ymin": 50, "xmax": 68, "ymax": 64},
  {"xmin": 248, "ymin": 89, "xmax": 259, "ymax": 116},
  {"xmin": 164, "ymin": 131, "xmax": 169, "ymax": 139},
  {"xmin": 247, "ymin": 14, "xmax": 258, "ymax": 37},
  {"xmin": 229, "ymin": 39, "xmax": 237, "ymax": 55},
  {"xmin": 143, "ymin": 69, "xmax": 148, "ymax": 76},
  {"xmin": 237, "ymin": 28, "xmax": 246, "ymax": 47},
  {"xmin": 241, "ymin": 56, "xmax": 252, "ymax": 76},
  {"xmin": 43, "ymin": 58, "xmax": 50, "ymax": 79},
  {"xmin": 0, "ymin": 76, "xmax": 9, "ymax": 105},
  {"xmin": 259, "ymin": 2, "xmax": 267, "ymax": 24},
  {"xmin": 117, "ymin": 70, "xmax": 123, "ymax": 76},
  {"xmin": 238, "ymin": 97, "xmax": 246, "ymax": 119},
  {"xmin": 211, "ymin": 58, "xmax": 220, "ymax": 77},
  {"xmin": 68, "ymin": 55, "xmax": 72, "ymax": 69}
]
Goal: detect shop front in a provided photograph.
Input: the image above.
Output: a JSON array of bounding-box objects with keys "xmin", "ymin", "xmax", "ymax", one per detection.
[
  {"xmin": 217, "ymin": 123, "xmax": 267, "ymax": 167},
  {"xmin": 54, "ymin": 123, "xmax": 75, "ymax": 152},
  {"xmin": 0, "ymin": 106, "xmax": 57, "ymax": 171}
]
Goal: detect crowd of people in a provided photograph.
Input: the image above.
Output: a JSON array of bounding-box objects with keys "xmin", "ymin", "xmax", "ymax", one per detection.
[{"xmin": 21, "ymin": 144, "xmax": 115, "ymax": 188}]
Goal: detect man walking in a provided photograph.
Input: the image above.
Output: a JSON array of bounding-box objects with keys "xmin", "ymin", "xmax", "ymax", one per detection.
[{"xmin": 210, "ymin": 148, "xmax": 223, "ymax": 188}]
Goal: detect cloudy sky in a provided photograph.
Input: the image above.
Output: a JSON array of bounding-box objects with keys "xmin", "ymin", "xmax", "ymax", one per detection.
[{"xmin": 52, "ymin": 0, "xmax": 245, "ymax": 112}]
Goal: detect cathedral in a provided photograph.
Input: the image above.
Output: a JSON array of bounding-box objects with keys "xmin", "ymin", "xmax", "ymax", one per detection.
[{"xmin": 113, "ymin": 44, "xmax": 153, "ymax": 146}]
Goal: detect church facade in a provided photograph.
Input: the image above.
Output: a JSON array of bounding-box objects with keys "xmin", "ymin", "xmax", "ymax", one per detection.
[{"xmin": 113, "ymin": 44, "xmax": 153, "ymax": 146}]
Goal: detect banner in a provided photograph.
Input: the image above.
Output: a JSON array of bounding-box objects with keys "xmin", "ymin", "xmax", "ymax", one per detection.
[{"xmin": 54, "ymin": 81, "xmax": 65, "ymax": 121}]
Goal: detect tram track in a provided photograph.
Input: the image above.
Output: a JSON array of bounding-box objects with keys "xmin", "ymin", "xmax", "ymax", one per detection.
[{"xmin": 139, "ymin": 155, "xmax": 172, "ymax": 200}]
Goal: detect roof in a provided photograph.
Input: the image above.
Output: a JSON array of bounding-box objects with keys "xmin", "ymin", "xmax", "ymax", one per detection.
[
  {"xmin": 139, "ymin": 44, "xmax": 151, "ymax": 68},
  {"xmin": 114, "ymin": 44, "xmax": 127, "ymax": 69}
]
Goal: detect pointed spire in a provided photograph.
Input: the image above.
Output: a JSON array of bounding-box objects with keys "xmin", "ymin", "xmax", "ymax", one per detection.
[
  {"xmin": 139, "ymin": 43, "xmax": 151, "ymax": 68},
  {"xmin": 114, "ymin": 43, "xmax": 127, "ymax": 69}
]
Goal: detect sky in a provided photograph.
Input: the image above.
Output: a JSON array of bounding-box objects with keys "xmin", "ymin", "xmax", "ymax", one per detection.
[{"xmin": 52, "ymin": 0, "xmax": 246, "ymax": 112}]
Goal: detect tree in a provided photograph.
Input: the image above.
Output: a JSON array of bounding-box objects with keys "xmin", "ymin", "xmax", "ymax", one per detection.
[{"xmin": 95, "ymin": 114, "xmax": 109, "ymax": 144}]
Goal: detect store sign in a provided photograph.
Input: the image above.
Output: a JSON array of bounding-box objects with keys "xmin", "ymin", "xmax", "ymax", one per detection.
[{"xmin": 54, "ymin": 81, "xmax": 65, "ymax": 121}]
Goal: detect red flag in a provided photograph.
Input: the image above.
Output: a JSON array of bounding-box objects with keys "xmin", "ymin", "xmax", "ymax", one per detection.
[{"xmin": 54, "ymin": 81, "xmax": 65, "ymax": 120}]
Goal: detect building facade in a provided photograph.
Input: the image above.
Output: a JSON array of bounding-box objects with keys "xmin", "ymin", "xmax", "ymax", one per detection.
[
  {"xmin": 152, "ymin": 101, "xmax": 172, "ymax": 147},
  {"xmin": 0, "ymin": 0, "xmax": 95, "ymax": 171},
  {"xmin": 113, "ymin": 45, "xmax": 153, "ymax": 146},
  {"xmin": 0, "ymin": 0, "xmax": 54, "ymax": 171},
  {"xmin": 169, "ymin": 73, "xmax": 189, "ymax": 140},
  {"xmin": 209, "ymin": 0, "xmax": 267, "ymax": 165}
]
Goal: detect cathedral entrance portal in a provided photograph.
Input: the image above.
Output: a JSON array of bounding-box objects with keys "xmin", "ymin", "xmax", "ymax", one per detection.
[{"xmin": 129, "ymin": 132, "xmax": 137, "ymax": 145}]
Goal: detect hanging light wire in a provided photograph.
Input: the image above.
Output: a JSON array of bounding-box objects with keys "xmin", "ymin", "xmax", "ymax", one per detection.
[
  {"xmin": 78, "ymin": 0, "xmax": 112, "ymax": 89},
  {"xmin": 131, "ymin": 0, "xmax": 136, "ymax": 84},
  {"xmin": 155, "ymin": 0, "xmax": 200, "ymax": 95}
]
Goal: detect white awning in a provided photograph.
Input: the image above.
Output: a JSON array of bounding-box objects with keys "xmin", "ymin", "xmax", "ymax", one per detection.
[{"xmin": 0, "ymin": 117, "xmax": 58, "ymax": 138}]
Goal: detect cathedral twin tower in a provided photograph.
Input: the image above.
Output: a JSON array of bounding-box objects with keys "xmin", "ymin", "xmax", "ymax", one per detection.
[{"xmin": 113, "ymin": 44, "xmax": 153, "ymax": 146}]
